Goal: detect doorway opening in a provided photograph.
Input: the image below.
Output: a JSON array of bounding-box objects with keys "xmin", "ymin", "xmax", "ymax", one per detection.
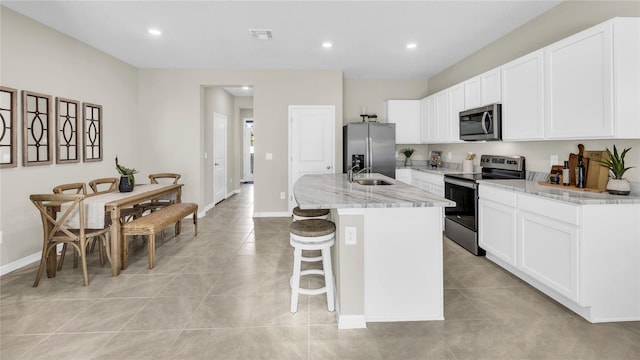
[{"xmin": 243, "ymin": 119, "xmax": 254, "ymax": 183}]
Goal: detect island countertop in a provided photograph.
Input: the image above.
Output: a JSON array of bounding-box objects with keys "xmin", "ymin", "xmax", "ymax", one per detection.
[{"xmin": 293, "ymin": 173, "xmax": 455, "ymax": 209}]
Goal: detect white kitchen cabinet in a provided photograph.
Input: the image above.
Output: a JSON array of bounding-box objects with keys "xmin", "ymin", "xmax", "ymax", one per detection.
[
  {"xmin": 419, "ymin": 97, "xmax": 436, "ymax": 144},
  {"xmin": 544, "ymin": 20, "xmax": 614, "ymax": 139},
  {"xmin": 447, "ymin": 83, "xmax": 465, "ymax": 143},
  {"xmin": 478, "ymin": 186, "xmax": 517, "ymax": 267},
  {"xmin": 386, "ymin": 100, "xmax": 421, "ymax": 144},
  {"xmin": 501, "ymin": 50, "xmax": 545, "ymax": 141},
  {"xmin": 478, "ymin": 183, "xmax": 640, "ymax": 323},
  {"xmin": 395, "ymin": 168, "xmax": 412, "ymax": 185},
  {"xmin": 411, "ymin": 170, "xmax": 444, "ymax": 197},
  {"xmin": 464, "ymin": 67, "xmax": 501, "ymax": 109},
  {"xmin": 435, "ymin": 91, "xmax": 450, "ymax": 142}
]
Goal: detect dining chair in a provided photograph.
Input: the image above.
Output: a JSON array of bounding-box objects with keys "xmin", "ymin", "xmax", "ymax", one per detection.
[
  {"xmin": 52, "ymin": 182, "xmax": 88, "ymax": 269},
  {"xmin": 139, "ymin": 173, "xmax": 182, "ymax": 239},
  {"xmin": 88, "ymin": 177, "xmax": 118, "ymax": 194},
  {"xmin": 30, "ymin": 193, "xmax": 111, "ymax": 286}
]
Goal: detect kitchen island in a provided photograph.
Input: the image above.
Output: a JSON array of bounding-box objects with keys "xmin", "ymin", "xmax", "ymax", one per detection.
[{"xmin": 293, "ymin": 173, "xmax": 455, "ymax": 329}]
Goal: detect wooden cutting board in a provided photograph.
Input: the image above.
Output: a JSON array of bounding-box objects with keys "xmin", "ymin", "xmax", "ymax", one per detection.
[{"xmin": 584, "ymin": 150, "xmax": 610, "ymax": 192}]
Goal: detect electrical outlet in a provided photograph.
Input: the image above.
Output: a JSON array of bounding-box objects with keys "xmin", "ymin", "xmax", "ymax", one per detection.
[
  {"xmin": 550, "ymin": 154, "xmax": 559, "ymax": 166},
  {"xmin": 204, "ymin": 152, "xmax": 208, "ymax": 159},
  {"xmin": 266, "ymin": 153, "xmax": 273, "ymax": 160},
  {"xmin": 447, "ymin": 152, "xmax": 452, "ymax": 160},
  {"xmin": 0, "ymin": 230, "xmax": 3, "ymax": 244},
  {"xmin": 280, "ymin": 192, "xmax": 285, "ymax": 200},
  {"xmin": 345, "ymin": 226, "xmax": 357, "ymax": 245}
]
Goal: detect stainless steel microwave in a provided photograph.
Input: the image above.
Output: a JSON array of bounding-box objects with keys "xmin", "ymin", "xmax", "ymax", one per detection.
[{"xmin": 459, "ymin": 103, "xmax": 502, "ymax": 141}]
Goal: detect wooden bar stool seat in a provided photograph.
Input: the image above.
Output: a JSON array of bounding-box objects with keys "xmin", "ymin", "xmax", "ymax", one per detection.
[{"xmin": 292, "ymin": 206, "xmax": 330, "ymax": 221}]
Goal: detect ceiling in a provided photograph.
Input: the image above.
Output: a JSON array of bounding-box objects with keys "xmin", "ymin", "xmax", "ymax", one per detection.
[{"xmin": 3, "ymin": 1, "xmax": 561, "ymax": 79}]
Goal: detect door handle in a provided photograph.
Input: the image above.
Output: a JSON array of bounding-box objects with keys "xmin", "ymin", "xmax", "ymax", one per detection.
[
  {"xmin": 214, "ymin": 163, "xmax": 219, "ymax": 166},
  {"xmin": 326, "ymin": 165, "xmax": 331, "ymax": 170}
]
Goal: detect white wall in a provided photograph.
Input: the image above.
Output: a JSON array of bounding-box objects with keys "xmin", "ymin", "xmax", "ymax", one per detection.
[
  {"xmin": 137, "ymin": 69, "xmax": 342, "ymax": 215},
  {"xmin": 0, "ymin": 7, "xmax": 139, "ymax": 269}
]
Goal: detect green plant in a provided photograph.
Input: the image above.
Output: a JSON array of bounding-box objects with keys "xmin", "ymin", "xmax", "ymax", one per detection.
[
  {"xmin": 115, "ymin": 156, "xmax": 138, "ymax": 182},
  {"xmin": 401, "ymin": 148, "xmax": 414, "ymax": 159},
  {"xmin": 595, "ymin": 146, "xmax": 633, "ymax": 179}
]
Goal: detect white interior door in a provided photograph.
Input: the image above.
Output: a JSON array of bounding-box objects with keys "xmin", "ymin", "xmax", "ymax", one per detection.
[
  {"xmin": 214, "ymin": 112, "xmax": 227, "ymax": 204},
  {"xmin": 289, "ymin": 105, "xmax": 335, "ymax": 211},
  {"xmin": 243, "ymin": 119, "xmax": 254, "ymax": 182}
]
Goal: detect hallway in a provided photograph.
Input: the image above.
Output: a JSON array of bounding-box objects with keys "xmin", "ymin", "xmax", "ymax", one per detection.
[{"xmin": 1, "ymin": 183, "xmax": 639, "ymax": 359}]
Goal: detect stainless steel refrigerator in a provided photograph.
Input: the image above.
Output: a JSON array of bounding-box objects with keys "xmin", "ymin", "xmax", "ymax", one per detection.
[{"xmin": 343, "ymin": 123, "xmax": 396, "ymax": 179}]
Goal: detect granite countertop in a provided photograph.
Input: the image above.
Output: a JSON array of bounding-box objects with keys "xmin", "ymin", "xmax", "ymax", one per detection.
[
  {"xmin": 294, "ymin": 173, "xmax": 456, "ymax": 209},
  {"xmin": 478, "ymin": 179, "xmax": 640, "ymax": 205}
]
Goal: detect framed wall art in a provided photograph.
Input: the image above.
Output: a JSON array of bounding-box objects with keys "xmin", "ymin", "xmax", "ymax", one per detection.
[
  {"xmin": 55, "ymin": 97, "xmax": 81, "ymax": 164},
  {"xmin": 0, "ymin": 87, "xmax": 18, "ymax": 168},
  {"xmin": 22, "ymin": 91, "xmax": 53, "ymax": 166},
  {"xmin": 83, "ymin": 102, "xmax": 102, "ymax": 162}
]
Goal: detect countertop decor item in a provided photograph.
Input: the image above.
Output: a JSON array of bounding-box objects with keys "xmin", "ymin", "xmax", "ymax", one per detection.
[
  {"xmin": 401, "ymin": 148, "xmax": 414, "ymax": 167},
  {"xmin": 115, "ymin": 156, "xmax": 138, "ymax": 192},
  {"xmin": 595, "ymin": 146, "xmax": 633, "ymax": 195}
]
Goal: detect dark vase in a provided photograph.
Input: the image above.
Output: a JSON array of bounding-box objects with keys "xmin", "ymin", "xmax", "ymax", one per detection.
[{"xmin": 119, "ymin": 176, "xmax": 134, "ymax": 192}]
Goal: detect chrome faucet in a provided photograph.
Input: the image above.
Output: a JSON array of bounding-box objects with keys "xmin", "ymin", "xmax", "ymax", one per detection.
[{"xmin": 348, "ymin": 166, "xmax": 370, "ymax": 182}]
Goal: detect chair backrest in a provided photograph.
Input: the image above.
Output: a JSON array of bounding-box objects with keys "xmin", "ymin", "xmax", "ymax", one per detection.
[
  {"xmin": 30, "ymin": 193, "xmax": 86, "ymax": 242},
  {"xmin": 53, "ymin": 182, "xmax": 87, "ymax": 195},
  {"xmin": 149, "ymin": 173, "xmax": 181, "ymax": 185},
  {"xmin": 88, "ymin": 177, "xmax": 118, "ymax": 194}
]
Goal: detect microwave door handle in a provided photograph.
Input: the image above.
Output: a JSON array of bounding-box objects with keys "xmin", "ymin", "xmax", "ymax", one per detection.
[{"xmin": 481, "ymin": 111, "xmax": 492, "ymax": 134}]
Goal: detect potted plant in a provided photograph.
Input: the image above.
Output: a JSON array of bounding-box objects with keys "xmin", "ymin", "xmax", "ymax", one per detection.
[
  {"xmin": 595, "ymin": 146, "xmax": 633, "ymax": 195},
  {"xmin": 401, "ymin": 148, "xmax": 414, "ymax": 167},
  {"xmin": 115, "ymin": 156, "xmax": 138, "ymax": 192}
]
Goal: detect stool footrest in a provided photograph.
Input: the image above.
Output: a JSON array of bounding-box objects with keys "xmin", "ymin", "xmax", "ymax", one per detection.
[
  {"xmin": 301, "ymin": 255, "xmax": 323, "ymax": 262},
  {"xmin": 298, "ymin": 286, "xmax": 328, "ymax": 296}
]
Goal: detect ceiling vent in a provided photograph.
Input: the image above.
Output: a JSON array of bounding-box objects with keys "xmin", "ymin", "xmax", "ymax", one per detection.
[{"xmin": 248, "ymin": 29, "xmax": 273, "ymax": 40}]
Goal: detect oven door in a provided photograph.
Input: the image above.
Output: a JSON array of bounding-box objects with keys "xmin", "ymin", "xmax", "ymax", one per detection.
[{"xmin": 444, "ymin": 177, "xmax": 477, "ymax": 231}]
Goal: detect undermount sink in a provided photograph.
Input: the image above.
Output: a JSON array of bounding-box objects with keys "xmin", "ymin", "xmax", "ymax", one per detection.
[{"xmin": 354, "ymin": 179, "xmax": 393, "ymax": 186}]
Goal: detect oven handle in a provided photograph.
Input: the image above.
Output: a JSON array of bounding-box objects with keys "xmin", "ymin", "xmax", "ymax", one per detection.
[{"xmin": 444, "ymin": 177, "xmax": 477, "ymax": 189}]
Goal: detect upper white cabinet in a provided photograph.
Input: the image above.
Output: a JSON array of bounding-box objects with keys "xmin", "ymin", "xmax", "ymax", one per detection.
[
  {"xmin": 435, "ymin": 91, "xmax": 450, "ymax": 141},
  {"xmin": 420, "ymin": 97, "xmax": 436, "ymax": 143},
  {"xmin": 501, "ymin": 50, "xmax": 545, "ymax": 141},
  {"xmin": 544, "ymin": 17, "xmax": 639, "ymax": 139},
  {"xmin": 464, "ymin": 67, "xmax": 501, "ymax": 109},
  {"xmin": 386, "ymin": 100, "xmax": 421, "ymax": 144},
  {"xmin": 447, "ymin": 83, "xmax": 465, "ymax": 143}
]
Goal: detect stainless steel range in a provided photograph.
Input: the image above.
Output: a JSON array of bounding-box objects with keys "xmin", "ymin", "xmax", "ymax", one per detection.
[{"xmin": 443, "ymin": 155, "xmax": 526, "ymax": 255}]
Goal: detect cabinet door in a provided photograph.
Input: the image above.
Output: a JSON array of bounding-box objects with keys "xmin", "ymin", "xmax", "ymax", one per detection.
[
  {"xmin": 448, "ymin": 83, "xmax": 465, "ymax": 143},
  {"xmin": 502, "ymin": 50, "xmax": 545, "ymax": 140},
  {"xmin": 464, "ymin": 76, "xmax": 481, "ymax": 109},
  {"xmin": 386, "ymin": 100, "xmax": 422, "ymax": 144},
  {"xmin": 544, "ymin": 21, "xmax": 613, "ymax": 139},
  {"xmin": 396, "ymin": 169, "xmax": 412, "ymax": 184},
  {"xmin": 435, "ymin": 90, "xmax": 450, "ymax": 143},
  {"xmin": 480, "ymin": 67, "xmax": 501, "ymax": 105},
  {"xmin": 479, "ymin": 199, "xmax": 517, "ymax": 266},
  {"xmin": 518, "ymin": 210, "xmax": 580, "ymax": 302},
  {"xmin": 420, "ymin": 96, "xmax": 437, "ymax": 144}
]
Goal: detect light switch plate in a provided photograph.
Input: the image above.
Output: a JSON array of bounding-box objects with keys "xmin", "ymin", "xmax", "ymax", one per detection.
[
  {"xmin": 550, "ymin": 154, "xmax": 558, "ymax": 166},
  {"xmin": 266, "ymin": 153, "xmax": 273, "ymax": 160},
  {"xmin": 345, "ymin": 226, "xmax": 357, "ymax": 245}
]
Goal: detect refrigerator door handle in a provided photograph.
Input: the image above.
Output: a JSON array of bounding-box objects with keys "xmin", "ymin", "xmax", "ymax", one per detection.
[{"xmin": 368, "ymin": 136, "xmax": 373, "ymax": 171}]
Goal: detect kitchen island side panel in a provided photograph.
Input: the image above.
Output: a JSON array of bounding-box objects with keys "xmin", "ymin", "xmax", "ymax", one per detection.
[{"xmin": 364, "ymin": 207, "xmax": 444, "ymax": 322}]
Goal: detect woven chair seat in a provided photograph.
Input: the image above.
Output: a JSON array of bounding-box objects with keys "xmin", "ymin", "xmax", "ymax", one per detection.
[
  {"xmin": 289, "ymin": 219, "xmax": 336, "ymax": 238},
  {"xmin": 292, "ymin": 206, "xmax": 330, "ymax": 218}
]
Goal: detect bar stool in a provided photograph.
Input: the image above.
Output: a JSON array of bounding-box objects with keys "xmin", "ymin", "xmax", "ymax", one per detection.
[
  {"xmin": 289, "ymin": 219, "xmax": 336, "ymax": 313},
  {"xmin": 292, "ymin": 206, "xmax": 330, "ymax": 221}
]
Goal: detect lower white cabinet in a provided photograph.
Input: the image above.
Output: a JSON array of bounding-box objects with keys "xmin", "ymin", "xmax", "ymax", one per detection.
[
  {"xmin": 478, "ymin": 184, "xmax": 640, "ymax": 323},
  {"xmin": 396, "ymin": 169, "xmax": 412, "ymax": 185},
  {"xmin": 411, "ymin": 171, "xmax": 444, "ymax": 197},
  {"xmin": 518, "ymin": 209, "xmax": 580, "ymax": 302},
  {"xmin": 478, "ymin": 187, "xmax": 517, "ymax": 267}
]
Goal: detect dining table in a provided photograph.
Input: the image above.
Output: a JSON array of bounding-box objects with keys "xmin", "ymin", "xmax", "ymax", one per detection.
[{"xmin": 55, "ymin": 183, "xmax": 184, "ymax": 276}]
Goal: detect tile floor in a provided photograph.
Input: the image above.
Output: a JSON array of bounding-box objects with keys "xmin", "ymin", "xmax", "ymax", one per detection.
[{"xmin": 1, "ymin": 183, "xmax": 639, "ymax": 359}]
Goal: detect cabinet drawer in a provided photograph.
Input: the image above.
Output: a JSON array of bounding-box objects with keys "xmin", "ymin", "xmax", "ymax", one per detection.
[
  {"xmin": 479, "ymin": 185, "xmax": 517, "ymax": 207},
  {"xmin": 518, "ymin": 193, "xmax": 579, "ymax": 225}
]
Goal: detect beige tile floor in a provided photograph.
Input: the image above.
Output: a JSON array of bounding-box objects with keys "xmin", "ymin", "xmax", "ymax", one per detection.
[{"xmin": 2, "ymin": 183, "xmax": 639, "ymax": 359}]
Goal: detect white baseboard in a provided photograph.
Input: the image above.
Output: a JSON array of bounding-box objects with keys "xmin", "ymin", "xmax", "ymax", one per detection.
[
  {"xmin": 203, "ymin": 202, "xmax": 215, "ymax": 213},
  {"xmin": 337, "ymin": 315, "xmax": 367, "ymax": 329},
  {"xmin": 253, "ymin": 212, "xmax": 291, "ymax": 218},
  {"xmin": 1, "ymin": 251, "xmax": 41, "ymax": 276}
]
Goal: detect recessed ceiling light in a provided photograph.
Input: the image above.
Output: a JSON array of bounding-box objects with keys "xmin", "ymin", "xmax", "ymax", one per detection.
[
  {"xmin": 322, "ymin": 42, "xmax": 333, "ymax": 48},
  {"xmin": 406, "ymin": 42, "xmax": 417, "ymax": 49},
  {"xmin": 148, "ymin": 28, "xmax": 162, "ymax": 36},
  {"xmin": 242, "ymin": 86, "xmax": 250, "ymax": 90}
]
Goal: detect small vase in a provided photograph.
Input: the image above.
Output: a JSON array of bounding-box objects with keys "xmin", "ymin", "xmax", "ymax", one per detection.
[
  {"xmin": 606, "ymin": 178, "xmax": 630, "ymax": 195},
  {"xmin": 119, "ymin": 176, "xmax": 135, "ymax": 192},
  {"xmin": 404, "ymin": 158, "xmax": 412, "ymax": 167}
]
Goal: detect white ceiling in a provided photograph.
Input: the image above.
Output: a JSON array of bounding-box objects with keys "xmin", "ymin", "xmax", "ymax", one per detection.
[{"xmin": 3, "ymin": 0, "xmax": 561, "ymax": 79}]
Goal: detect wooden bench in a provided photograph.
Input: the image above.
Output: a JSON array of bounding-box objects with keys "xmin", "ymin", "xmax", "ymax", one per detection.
[{"xmin": 121, "ymin": 202, "xmax": 198, "ymax": 269}]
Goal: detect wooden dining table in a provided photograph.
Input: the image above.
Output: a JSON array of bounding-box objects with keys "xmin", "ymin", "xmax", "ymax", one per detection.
[{"xmin": 48, "ymin": 183, "xmax": 184, "ymax": 277}]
